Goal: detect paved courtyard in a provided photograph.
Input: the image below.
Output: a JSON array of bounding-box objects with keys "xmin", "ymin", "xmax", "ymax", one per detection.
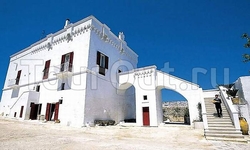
[{"xmin": 0, "ymin": 117, "xmax": 249, "ymax": 150}]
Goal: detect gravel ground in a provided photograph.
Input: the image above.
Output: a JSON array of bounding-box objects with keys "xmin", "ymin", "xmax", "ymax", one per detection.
[{"xmin": 0, "ymin": 117, "xmax": 249, "ymax": 150}]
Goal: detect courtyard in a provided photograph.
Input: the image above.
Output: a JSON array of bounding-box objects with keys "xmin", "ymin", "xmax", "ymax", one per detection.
[{"xmin": 0, "ymin": 117, "xmax": 249, "ymax": 150}]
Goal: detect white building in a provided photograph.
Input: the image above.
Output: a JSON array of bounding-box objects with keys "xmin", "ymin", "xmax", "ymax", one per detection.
[
  {"xmin": 5, "ymin": 15, "xmax": 245, "ymax": 128},
  {"xmin": 0, "ymin": 16, "xmax": 138, "ymax": 127}
]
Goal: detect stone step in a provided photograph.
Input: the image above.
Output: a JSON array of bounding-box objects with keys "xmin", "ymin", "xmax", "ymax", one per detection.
[
  {"xmin": 206, "ymin": 127, "xmax": 237, "ymax": 131},
  {"xmin": 207, "ymin": 119, "xmax": 232, "ymax": 122},
  {"xmin": 206, "ymin": 130, "xmax": 242, "ymax": 134},
  {"xmin": 208, "ymin": 121, "xmax": 233, "ymax": 124},
  {"xmin": 208, "ymin": 124, "xmax": 234, "ymax": 128},
  {"xmin": 205, "ymin": 133, "xmax": 244, "ymax": 139},
  {"xmin": 206, "ymin": 137, "xmax": 247, "ymax": 143},
  {"xmin": 206, "ymin": 114, "xmax": 230, "ymax": 117}
]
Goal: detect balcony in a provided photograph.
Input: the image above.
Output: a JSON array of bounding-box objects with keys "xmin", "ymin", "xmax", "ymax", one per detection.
[
  {"xmin": 53, "ymin": 62, "xmax": 73, "ymax": 78},
  {"xmin": 7, "ymin": 78, "xmax": 19, "ymax": 87}
]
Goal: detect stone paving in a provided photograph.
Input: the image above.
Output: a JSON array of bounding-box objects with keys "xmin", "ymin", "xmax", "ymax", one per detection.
[{"xmin": 0, "ymin": 117, "xmax": 249, "ymax": 150}]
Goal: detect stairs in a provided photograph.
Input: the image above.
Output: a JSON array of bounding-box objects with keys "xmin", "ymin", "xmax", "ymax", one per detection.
[{"xmin": 204, "ymin": 97, "xmax": 247, "ymax": 142}]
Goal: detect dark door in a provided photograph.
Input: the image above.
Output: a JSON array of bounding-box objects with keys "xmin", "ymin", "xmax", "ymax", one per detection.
[
  {"xmin": 30, "ymin": 104, "xmax": 38, "ymax": 120},
  {"xmin": 143, "ymin": 107, "xmax": 150, "ymax": 126},
  {"xmin": 45, "ymin": 103, "xmax": 51, "ymax": 121},
  {"xmin": 19, "ymin": 106, "xmax": 24, "ymax": 118},
  {"xmin": 54, "ymin": 102, "xmax": 60, "ymax": 121}
]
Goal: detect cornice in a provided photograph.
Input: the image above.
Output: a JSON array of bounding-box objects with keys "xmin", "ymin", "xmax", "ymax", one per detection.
[{"xmin": 90, "ymin": 25, "xmax": 138, "ymax": 64}]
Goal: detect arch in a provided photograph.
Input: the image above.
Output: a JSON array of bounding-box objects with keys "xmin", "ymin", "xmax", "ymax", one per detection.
[
  {"xmin": 118, "ymin": 66, "xmax": 203, "ymax": 127},
  {"xmin": 160, "ymin": 88, "xmax": 189, "ymax": 124}
]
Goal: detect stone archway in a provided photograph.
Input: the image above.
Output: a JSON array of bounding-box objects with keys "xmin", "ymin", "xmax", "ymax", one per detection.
[{"xmin": 119, "ymin": 65, "xmax": 203, "ymax": 126}]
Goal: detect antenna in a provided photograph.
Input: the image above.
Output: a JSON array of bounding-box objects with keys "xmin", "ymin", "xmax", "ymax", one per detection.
[{"xmin": 40, "ymin": 30, "xmax": 46, "ymax": 39}]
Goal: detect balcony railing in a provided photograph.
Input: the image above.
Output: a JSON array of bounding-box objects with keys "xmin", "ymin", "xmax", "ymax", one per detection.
[{"xmin": 54, "ymin": 62, "xmax": 73, "ymax": 76}]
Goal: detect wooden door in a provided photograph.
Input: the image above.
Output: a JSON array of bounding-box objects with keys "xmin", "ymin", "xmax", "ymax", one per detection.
[
  {"xmin": 45, "ymin": 103, "xmax": 51, "ymax": 121},
  {"xmin": 143, "ymin": 107, "xmax": 150, "ymax": 126},
  {"xmin": 30, "ymin": 104, "xmax": 38, "ymax": 120},
  {"xmin": 19, "ymin": 106, "xmax": 24, "ymax": 118},
  {"xmin": 54, "ymin": 102, "xmax": 59, "ymax": 121}
]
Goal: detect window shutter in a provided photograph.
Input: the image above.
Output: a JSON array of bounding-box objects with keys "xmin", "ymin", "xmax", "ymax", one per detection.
[
  {"xmin": 105, "ymin": 56, "xmax": 109, "ymax": 69},
  {"xmin": 43, "ymin": 60, "xmax": 50, "ymax": 79},
  {"xmin": 96, "ymin": 51, "xmax": 101, "ymax": 65},
  {"xmin": 69, "ymin": 52, "xmax": 74, "ymax": 72},
  {"xmin": 60, "ymin": 54, "xmax": 66, "ymax": 72},
  {"xmin": 16, "ymin": 70, "xmax": 22, "ymax": 85},
  {"xmin": 61, "ymin": 54, "xmax": 66, "ymax": 64}
]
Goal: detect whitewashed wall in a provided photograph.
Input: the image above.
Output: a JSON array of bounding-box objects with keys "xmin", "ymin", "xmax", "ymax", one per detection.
[
  {"xmin": 234, "ymin": 76, "xmax": 250, "ymax": 124},
  {"xmin": 83, "ymin": 18, "xmax": 138, "ymax": 126}
]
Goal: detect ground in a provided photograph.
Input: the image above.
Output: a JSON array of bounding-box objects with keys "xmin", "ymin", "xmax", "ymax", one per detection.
[{"xmin": 0, "ymin": 117, "xmax": 249, "ymax": 150}]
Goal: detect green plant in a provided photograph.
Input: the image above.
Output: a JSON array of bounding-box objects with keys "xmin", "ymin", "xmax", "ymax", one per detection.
[
  {"xmin": 242, "ymin": 33, "xmax": 250, "ymax": 63},
  {"xmin": 184, "ymin": 107, "xmax": 189, "ymax": 117},
  {"xmin": 226, "ymin": 89, "xmax": 238, "ymax": 98},
  {"xmin": 197, "ymin": 102, "xmax": 203, "ymax": 121}
]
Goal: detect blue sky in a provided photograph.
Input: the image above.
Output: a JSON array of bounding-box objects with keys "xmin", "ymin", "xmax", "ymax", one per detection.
[{"xmin": 0, "ymin": 0, "xmax": 250, "ymax": 101}]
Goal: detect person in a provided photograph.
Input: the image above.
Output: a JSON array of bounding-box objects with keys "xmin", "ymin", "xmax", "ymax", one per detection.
[{"xmin": 213, "ymin": 94, "xmax": 222, "ymax": 117}]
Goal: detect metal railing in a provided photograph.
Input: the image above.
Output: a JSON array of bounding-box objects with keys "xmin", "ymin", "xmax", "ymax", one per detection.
[
  {"xmin": 54, "ymin": 62, "xmax": 73, "ymax": 74},
  {"xmin": 7, "ymin": 78, "xmax": 19, "ymax": 87}
]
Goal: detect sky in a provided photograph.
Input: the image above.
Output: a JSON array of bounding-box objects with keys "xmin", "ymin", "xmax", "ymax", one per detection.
[{"xmin": 0, "ymin": 0, "xmax": 250, "ymax": 101}]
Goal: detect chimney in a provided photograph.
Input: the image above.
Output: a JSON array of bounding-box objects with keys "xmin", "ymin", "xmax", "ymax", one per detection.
[
  {"xmin": 118, "ymin": 32, "xmax": 125, "ymax": 41},
  {"xmin": 64, "ymin": 19, "xmax": 70, "ymax": 29}
]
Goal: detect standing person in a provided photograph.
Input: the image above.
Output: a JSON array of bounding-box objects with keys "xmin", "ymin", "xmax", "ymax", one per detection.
[{"xmin": 213, "ymin": 94, "xmax": 222, "ymax": 117}]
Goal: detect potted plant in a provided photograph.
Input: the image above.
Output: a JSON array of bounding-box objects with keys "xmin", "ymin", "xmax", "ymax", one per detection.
[
  {"xmin": 226, "ymin": 89, "xmax": 239, "ymax": 104},
  {"xmin": 238, "ymin": 106, "xmax": 249, "ymax": 135}
]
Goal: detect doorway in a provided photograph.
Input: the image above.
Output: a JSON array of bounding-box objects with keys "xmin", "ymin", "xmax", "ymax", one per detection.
[
  {"xmin": 143, "ymin": 107, "xmax": 150, "ymax": 126},
  {"xmin": 30, "ymin": 103, "xmax": 42, "ymax": 120},
  {"xmin": 45, "ymin": 102, "xmax": 59, "ymax": 121}
]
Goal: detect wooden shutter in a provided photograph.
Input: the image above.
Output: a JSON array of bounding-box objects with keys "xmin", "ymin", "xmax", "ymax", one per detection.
[
  {"xmin": 69, "ymin": 52, "xmax": 74, "ymax": 72},
  {"xmin": 105, "ymin": 56, "xmax": 109, "ymax": 69},
  {"xmin": 16, "ymin": 70, "xmax": 22, "ymax": 85},
  {"xmin": 54, "ymin": 102, "xmax": 60, "ymax": 121},
  {"xmin": 61, "ymin": 54, "xmax": 65, "ymax": 64},
  {"xmin": 60, "ymin": 54, "xmax": 66, "ymax": 72},
  {"xmin": 96, "ymin": 51, "xmax": 101, "ymax": 65},
  {"xmin": 43, "ymin": 60, "xmax": 51, "ymax": 79},
  {"xmin": 19, "ymin": 106, "xmax": 24, "ymax": 118},
  {"xmin": 45, "ymin": 103, "xmax": 51, "ymax": 121}
]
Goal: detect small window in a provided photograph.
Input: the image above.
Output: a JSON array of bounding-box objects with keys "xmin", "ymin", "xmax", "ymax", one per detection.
[
  {"xmin": 61, "ymin": 83, "xmax": 65, "ymax": 90},
  {"xmin": 36, "ymin": 85, "xmax": 40, "ymax": 92},
  {"xmin": 11, "ymin": 88, "xmax": 20, "ymax": 98},
  {"xmin": 61, "ymin": 52, "xmax": 74, "ymax": 72},
  {"xmin": 16, "ymin": 70, "xmax": 22, "ymax": 85},
  {"xmin": 143, "ymin": 95, "xmax": 147, "ymax": 100},
  {"xmin": 96, "ymin": 51, "xmax": 109, "ymax": 76}
]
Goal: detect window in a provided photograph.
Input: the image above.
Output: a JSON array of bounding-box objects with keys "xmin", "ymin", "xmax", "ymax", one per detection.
[
  {"xmin": 16, "ymin": 70, "xmax": 21, "ymax": 85},
  {"xmin": 11, "ymin": 88, "xmax": 20, "ymax": 98},
  {"xmin": 61, "ymin": 83, "xmax": 65, "ymax": 90},
  {"xmin": 36, "ymin": 85, "xmax": 40, "ymax": 92},
  {"xmin": 43, "ymin": 60, "xmax": 51, "ymax": 79},
  {"xmin": 61, "ymin": 52, "xmax": 74, "ymax": 72},
  {"xmin": 38, "ymin": 104, "xmax": 42, "ymax": 115},
  {"xmin": 96, "ymin": 51, "xmax": 109, "ymax": 75},
  {"xmin": 143, "ymin": 95, "xmax": 148, "ymax": 100}
]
